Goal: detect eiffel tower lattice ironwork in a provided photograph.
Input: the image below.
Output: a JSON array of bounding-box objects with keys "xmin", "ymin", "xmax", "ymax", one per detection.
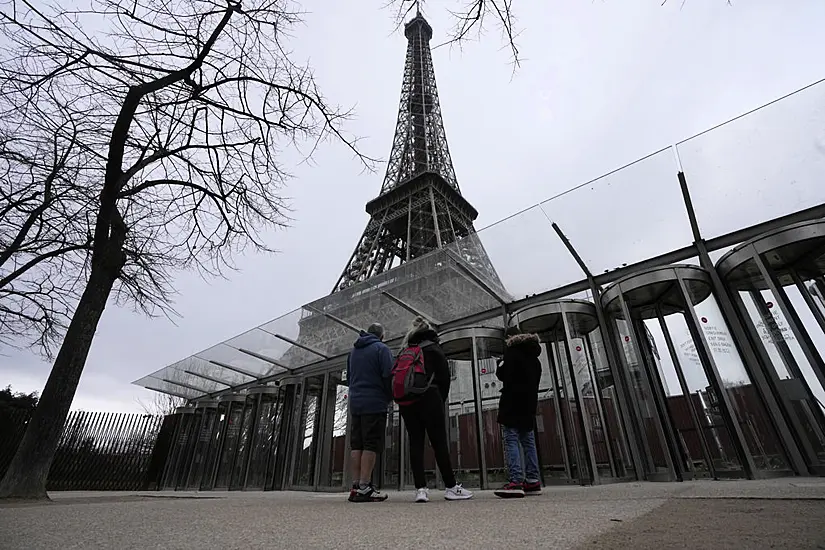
[{"xmin": 333, "ymin": 12, "xmax": 503, "ymax": 293}]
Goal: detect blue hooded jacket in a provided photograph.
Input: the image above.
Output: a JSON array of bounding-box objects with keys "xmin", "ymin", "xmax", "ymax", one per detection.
[{"xmin": 347, "ymin": 332, "xmax": 394, "ymax": 415}]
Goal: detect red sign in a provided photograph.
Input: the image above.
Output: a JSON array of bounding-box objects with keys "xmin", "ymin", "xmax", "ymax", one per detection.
[
  {"xmin": 575, "ymin": 346, "xmax": 582, "ymax": 352},
  {"xmin": 701, "ymin": 317, "xmax": 708, "ymax": 323},
  {"xmin": 767, "ymin": 301, "xmax": 774, "ymax": 309},
  {"xmin": 481, "ymin": 368, "xmax": 487, "ymax": 374},
  {"xmin": 624, "ymin": 336, "xmax": 630, "ymax": 342}
]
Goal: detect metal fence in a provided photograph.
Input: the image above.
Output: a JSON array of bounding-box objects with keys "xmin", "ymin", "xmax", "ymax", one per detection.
[{"xmin": 0, "ymin": 409, "xmax": 170, "ymax": 491}]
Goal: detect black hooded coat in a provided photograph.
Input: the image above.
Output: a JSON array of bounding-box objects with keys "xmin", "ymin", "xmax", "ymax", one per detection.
[{"xmin": 496, "ymin": 333, "xmax": 542, "ymax": 432}]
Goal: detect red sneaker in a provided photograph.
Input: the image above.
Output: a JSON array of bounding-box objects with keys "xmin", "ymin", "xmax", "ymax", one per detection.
[
  {"xmin": 494, "ymin": 481, "xmax": 525, "ymax": 498},
  {"xmin": 523, "ymin": 480, "xmax": 542, "ymax": 495},
  {"xmin": 348, "ymin": 483, "xmax": 358, "ymax": 502}
]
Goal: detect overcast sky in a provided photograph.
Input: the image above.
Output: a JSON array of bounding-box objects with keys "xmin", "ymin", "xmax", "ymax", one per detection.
[{"xmin": 2, "ymin": 1, "xmax": 825, "ymax": 412}]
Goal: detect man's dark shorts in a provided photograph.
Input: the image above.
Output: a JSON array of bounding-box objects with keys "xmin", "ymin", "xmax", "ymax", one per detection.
[{"xmin": 350, "ymin": 413, "xmax": 387, "ymax": 453}]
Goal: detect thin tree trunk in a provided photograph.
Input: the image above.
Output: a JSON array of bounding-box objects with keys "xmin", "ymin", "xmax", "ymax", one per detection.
[{"xmin": 0, "ymin": 262, "xmax": 121, "ymax": 499}]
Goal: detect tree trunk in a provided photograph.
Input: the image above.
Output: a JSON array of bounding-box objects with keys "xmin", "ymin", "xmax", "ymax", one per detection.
[{"xmin": 0, "ymin": 261, "xmax": 121, "ymax": 499}]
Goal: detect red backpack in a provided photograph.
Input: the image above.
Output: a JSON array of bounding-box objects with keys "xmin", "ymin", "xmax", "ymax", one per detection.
[{"xmin": 391, "ymin": 346, "xmax": 434, "ymax": 405}]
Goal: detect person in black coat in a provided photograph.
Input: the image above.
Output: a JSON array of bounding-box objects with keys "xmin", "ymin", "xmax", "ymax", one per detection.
[
  {"xmin": 494, "ymin": 326, "xmax": 543, "ymax": 498},
  {"xmin": 398, "ymin": 317, "xmax": 473, "ymax": 503}
]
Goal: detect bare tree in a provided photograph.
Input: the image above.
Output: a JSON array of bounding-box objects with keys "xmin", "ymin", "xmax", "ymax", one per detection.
[
  {"xmin": 389, "ymin": 0, "xmax": 521, "ymax": 67},
  {"xmin": 0, "ymin": 0, "xmax": 373, "ymax": 499},
  {"xmin": 389, "ymin": 0, "xmax": 733, "ymax": 71},
  {"xmin": 0, "ymin": 95, "xmax": 96, "ymax": 356}
]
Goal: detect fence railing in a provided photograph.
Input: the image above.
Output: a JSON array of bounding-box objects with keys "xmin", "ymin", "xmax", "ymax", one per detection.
[{"xmin": 0, "ymin": 409, "xmax": 168, "ymax": 491}]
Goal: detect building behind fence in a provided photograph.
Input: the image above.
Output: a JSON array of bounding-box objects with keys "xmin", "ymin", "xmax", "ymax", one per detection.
[{"xmin": 0, "ymin": 409, "xmax": 171, "ymax": 491}]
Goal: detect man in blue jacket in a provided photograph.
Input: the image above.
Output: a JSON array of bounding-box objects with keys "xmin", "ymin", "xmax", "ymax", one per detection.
[{"xmin": 347, "ymin": 322, "xmax": 393, "ymax": 502}]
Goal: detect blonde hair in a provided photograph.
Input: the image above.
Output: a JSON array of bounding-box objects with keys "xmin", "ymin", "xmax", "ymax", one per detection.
[{"xmin": 402, "ymin": 316, "xmax": 431, "ymax": 348}]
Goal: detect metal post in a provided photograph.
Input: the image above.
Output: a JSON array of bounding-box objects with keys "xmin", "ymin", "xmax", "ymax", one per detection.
[
  {"xmin": 552, "ymin": 221, "xmax": 644, "ymax": 479},
  {"xmin": 655, "ymin": 306, "xmax": 718, "ymax": 480},
  {"xmin": 286, "ymin": 382, "xmax": 305, "ymax": 489},
  {"xmin": 678, "ymin": 165, "xmax": 807, "ymax": 478},
  {"xmin": 583, "ymin": 332, "xmax": 619, "ymax": 479},
  {"xmin": 545, "ymin": 340, "xmax": 573, "ymax": 481},
  {"xmin": 560, "ymin": 313, "xmax": 600, "ymax": 485},
  {"xmin": 242, "ymin": 393, "xmax": 262, "ymax": 489},
  {"xmin": 470, "ymin": 334, "xmax": 489, "ymax": 489},
  {"xmin": 790, "ymin": 269, "xmax": 825, "ymax": 352},
  {"xmin": 399, "ymin": 414, "xmax": 407, "ymax": 490}
]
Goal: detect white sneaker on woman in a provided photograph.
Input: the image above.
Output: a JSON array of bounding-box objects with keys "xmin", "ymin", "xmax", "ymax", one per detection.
[
  {"xmin": 444, "ymin": 484, "xmax": 473, "ymax": 500},
  {"xmin": 415, "ymin": 488, "xmax": 429, "ymax": 503}
]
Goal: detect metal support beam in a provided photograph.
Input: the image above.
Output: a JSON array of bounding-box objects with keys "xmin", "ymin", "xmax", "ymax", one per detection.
[
  {"xmin": 381, "ymin": 290, "xmax": 441, "ymax": 326},
  {"xmin": 447, "ymin": 250, "xmax": 509, "ymax": 304},
  {"xmin": 145, "ymin": 385, "xmax": 191, "ymax": 400},
  {"xmin": 552, "ymin": 222, "xmax": 595, "ymax": 281},
  {"xmin": 268, "ymin": 333, "xmax": 330, "ymax": 360},
  {"xmin": 304, "ymin": 304, "xmax": 363, "ymax": 334},
  {"xmin": 183, "ymin": 370, "xmax": 233, "ymax": 387},
  {"xmin": 237, "ymin": 348, "xmax": 293, "ymax": 370},
  {"xmin": 205, "ymin": 358, "xmax": 260, "ymax": 379},
  {"xmin": 160, "ymin": 378, "xmax": 211, "ymax": 395}
]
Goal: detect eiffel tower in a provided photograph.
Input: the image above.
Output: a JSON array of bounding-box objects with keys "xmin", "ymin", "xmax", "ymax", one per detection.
[
  {"xmin": 333, "ymin": 11, "xmax": 503, "ymax": 293},
  {"xmin": 273, "ymin": 12, "xmax": 508, "ymax": 371}
]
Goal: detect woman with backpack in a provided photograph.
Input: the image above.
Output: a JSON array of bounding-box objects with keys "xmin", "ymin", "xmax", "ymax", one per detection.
[{"xmin": 395, "ymin": 317, "xmax": 473, "ymax": 503}]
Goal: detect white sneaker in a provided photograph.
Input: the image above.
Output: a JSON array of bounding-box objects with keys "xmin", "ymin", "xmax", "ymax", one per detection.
[
  {"xmin": 444, "ymin": 484, "xmax": 473, "ymax": 501},
  {"xmin": 415, "ymin": 488, "xmax": 429, "ymax": 503}
]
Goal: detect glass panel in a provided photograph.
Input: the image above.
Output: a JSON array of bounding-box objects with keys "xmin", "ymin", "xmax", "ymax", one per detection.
[
  {"xmin": 613, "ymin": 318, "xmax": 672, "ymax": 474},
  {"xmin": 450, "ymin": 205, "xmax": 583, "ymax": 300},
  {"xmin": 535, "ymin": 342, "xmax": 570, "ymax": 481},
  {"xmin": 693, "ymin": 293, "xmax": 792, "ymax": 472},
  {"xmin": 293, "ymin": 376, "xmax": 324, "ymax": 487},
  {"xmin": 230, "ymin": 402, "xmax": 255, "ymax": 488},
  {"xmin": 567, "ymin": 318, "xmax": 616, "ymax": 480},
  {"xmin": 318, "ymin": 372, "xmax": 348, "ymax": 488},
  {"xmin": 677, "ymin": 80, "xmax": 825, "ymax": 239},
  {"xmin": 199, "ymin": 404, "xmax": 227, "ymax": 489},
  {"xmin": 551, "ymin": 338, "xmax": 588, "ymax": 481},
  {"xmin": 446, "ymin": 358, "xmax": 481, "ymax": 488},
  {"xmin": 185, "ymin": 408, "xmax": 217, "ymax": 489},
  {"xmin": 245, "ymin": 392, "xmax": 282, "ymax": 489},
  {"xmin": 214, "ymin": 403, "xmax": 244, "ymax": 488},
  {"xmin": 475, "ymin": 337, "xmax": 506, "ymax": 485},
  {"xmin": 541, "ymin": 149, "xmax": 692, "ymax": 274},
  {"xmin": 738, "ymin": 285, "xmax": 825, "ymax": 466},
  {"xmin": 383, "ymin": 403, "xmax": 401, "ymax": 489},
  {"xmin": 585, "ymin": 328, "xmax": 635, "ymax": 478}
]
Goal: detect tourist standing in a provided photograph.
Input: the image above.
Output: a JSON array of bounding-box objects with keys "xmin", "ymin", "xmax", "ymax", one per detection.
[
  {"xmin": 494, "ymin": 326, "xmax": 543, "ymax": 498},
  {"xmin": 395, "ymin": 317, "xmax": 473, "ymax": 503},
  {"xmin": 347, "ymin": 323, "xmax": 393, "ymax": 502}
]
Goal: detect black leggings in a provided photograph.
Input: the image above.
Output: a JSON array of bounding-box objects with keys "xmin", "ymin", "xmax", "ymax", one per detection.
[{"xmin": 400, "ymin": 390, "xmax": 457, "ymax": 489}]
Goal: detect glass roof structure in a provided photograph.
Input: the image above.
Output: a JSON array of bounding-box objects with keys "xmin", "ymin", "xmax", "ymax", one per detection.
[{"xmin": 134, "ymin": 78, "xmax": 825, "ymax": 402}]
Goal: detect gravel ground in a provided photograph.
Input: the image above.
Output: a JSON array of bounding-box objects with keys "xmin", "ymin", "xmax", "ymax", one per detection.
[
  {"xmin": 0, "ymin": 479, "xmax": 823, "ymax": 550},
  {"xmin": 581, "ymin": 498, "xmax": 825, "ymax": 549}
]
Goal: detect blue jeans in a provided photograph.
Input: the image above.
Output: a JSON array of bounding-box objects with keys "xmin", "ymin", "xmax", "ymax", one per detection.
[{"xmin": 502, "ymin": 426, "xmax": 540, "ymax": 483}]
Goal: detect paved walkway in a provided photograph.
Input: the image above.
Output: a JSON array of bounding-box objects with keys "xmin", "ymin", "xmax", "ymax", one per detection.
[{"xmin": 1, "ymin": 478, "xmax": 824, "ymax": 549}]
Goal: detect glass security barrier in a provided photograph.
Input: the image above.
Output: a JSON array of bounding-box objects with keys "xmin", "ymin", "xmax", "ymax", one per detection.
[
  {"xmin": 510, "ymin": 299, "xmax": 636, "ymax": 485},
  {"xmin": 601, "ymin": 265, "xmax": 788, "ymax": 481},
  {"xmin": 717, "ymin": 219, "xmax": 825, "ymax": 475}
]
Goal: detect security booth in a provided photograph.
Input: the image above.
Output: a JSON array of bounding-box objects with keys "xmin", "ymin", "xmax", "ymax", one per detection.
[
  {"xmin": 510, "ymin": 299, "xmax": 636, "ymax": 485},
  {"xmin": 159, "ymin": 406, "xmax": 197, "ymax": 490},
  {"xmin": 243, "ymin": 385, "xmax": 284, "ymax": 490},
  {"xmin": 183, "ymin": 399, "xmax": 219, "ymax": 490},
  {"xmin": 716, "ymin": 219, "xmax": 825, "ymax": 476},
  {"xmin": 600, "ymin": 264, "xmax": 790, "ymax": 482},
  {"xmin": 209, "ymin": 393, "xmax": 249, "ymax": 490},
  {"xmin": 393, "ymin": 326, "xmax": 505, "ymax": 490}
]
